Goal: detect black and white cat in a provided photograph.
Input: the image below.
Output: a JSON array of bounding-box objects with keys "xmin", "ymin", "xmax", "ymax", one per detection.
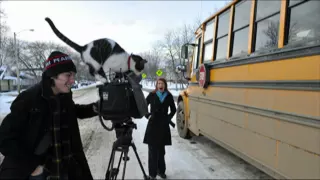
[{"xmin": 44, "ymin": 17, "xmax": 147, "ymax": 83}]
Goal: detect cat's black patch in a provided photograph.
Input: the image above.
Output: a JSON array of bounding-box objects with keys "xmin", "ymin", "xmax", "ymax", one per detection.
[
  {"xmin": 97, "ymin": 67, "xmax": 107, "ymax": 79},
  {"xmin": 80, "ymin": 45, "xmax": 88, "ymax": 60},
  {"xmin": 132, "ymin": 54, "xmax": 147, "ymax": 72},
  {"xmin": 90, "ymin": 39, "xmax": 113, "ymax": 64},
  {"xmin": 112, "ymin": 43, "xmax": 125, "ymax": 54},
  {"xmin": 86, "ymin": 63, "xmax": 95, "ymax": 77}
]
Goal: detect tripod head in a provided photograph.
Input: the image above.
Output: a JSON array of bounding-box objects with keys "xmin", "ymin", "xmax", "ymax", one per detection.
[
  {"xmin": 113, "ymin": 120, "xmax": 137, "ymax": 147},
  {"xmin": 114, "ymin": 119, "xmax": 137, "ymax": 136}
]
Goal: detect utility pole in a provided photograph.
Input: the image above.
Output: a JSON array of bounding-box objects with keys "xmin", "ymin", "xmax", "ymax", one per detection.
[
  {"xmin": 13, "ymin": 29, "xmax": 34, "ymax": 94},
  {"xmin": 13, "ymin": 32, "xmax": 21, "ymax": 94}
]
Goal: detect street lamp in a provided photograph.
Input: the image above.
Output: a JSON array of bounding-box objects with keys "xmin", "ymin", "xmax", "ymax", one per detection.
[{"xmin": 14, "ymin": 28, "xmax": 34, "ymax": 94}]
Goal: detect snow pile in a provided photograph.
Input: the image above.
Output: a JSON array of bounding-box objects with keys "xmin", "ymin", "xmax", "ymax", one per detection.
[
  {"xmin": 0, "ymin": 91, "xmax": 19, "ymax": 124},
  {"xmin": 0, "ymin": 91, "xmax": 20, "ymax": 164},
  {"xmin": 72, "ymin": 81, "xmax": 103, "ymax": 91}
]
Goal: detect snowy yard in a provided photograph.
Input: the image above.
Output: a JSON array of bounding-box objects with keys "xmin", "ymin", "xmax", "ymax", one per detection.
[
  {"xmin": 0, "ymin": 91, "xmax": 19, "ymax": 122},
  {"xmin": 0, "ymin": 86, "xmax": 271, "ymax": 179}
]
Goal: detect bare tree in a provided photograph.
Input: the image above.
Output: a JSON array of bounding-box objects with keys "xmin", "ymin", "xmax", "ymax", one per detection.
[
  {"xmin": 17, "ymin": 41, "xmax": 94, "ymax": 81},
  {"xmin": 0, "ymin": 1, "xmax": 10, "ymax": 67},
  {"xmin": 263, "ymin": 21, "xmax": 279, "ymax": 48},
  {"xmin": 140, "ymin": 45, "xmax": 163, "ymax": 85},
  {"xmin": 158, "ymin": 18, "xmax": 200, "ymax": 90},
  {"xmin": 0, "ymin": 34, "xmax": 10, "ymax": 67},
  {"xmin": 69, "ymin": 52, "xmax": 95, "ymax": 81},
  {"xmin": 0, "ymin": 1, "xmax": 5, "ymax": 20},
  {"xmin": 263, "ymin": 20, "xmax": 301, "ymax": 49},
  {"xmin": 12, "ymin": 41, "xmax": 67, "ymax": 80}
]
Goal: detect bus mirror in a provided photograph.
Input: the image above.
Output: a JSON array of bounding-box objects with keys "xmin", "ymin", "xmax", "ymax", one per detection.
[
  {"xmin": 175, "ymin": 65, "xmax": 186, "ymax": 73},
  {"xmin": 181, "ymin": 44, "xmax": 188, "ymax": 61}
]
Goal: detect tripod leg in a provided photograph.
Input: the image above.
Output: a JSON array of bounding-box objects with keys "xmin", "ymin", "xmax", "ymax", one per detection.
[
  {"xmin": 131, "ymin": 143, "xmax": 148, "ymax": 179},
  {"xmin": 115, "ymin": 151, "xmax": 124, "ymax": 180},
  {"xmin": 106, "ymin": 143, "xmax": 120, "ymax": 180},
  {"xmin": 106, "ymin": 146, "xmax": 115, "ymax": 179},
  {"xmin": 121, "ymin": 149, "xmax": 129, "ymax": 180}
]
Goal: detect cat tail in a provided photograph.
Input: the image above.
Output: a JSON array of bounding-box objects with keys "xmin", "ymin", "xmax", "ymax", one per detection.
[{"xmin": 45, "ymin": 17, "xmax": 84, "ymax": 53}]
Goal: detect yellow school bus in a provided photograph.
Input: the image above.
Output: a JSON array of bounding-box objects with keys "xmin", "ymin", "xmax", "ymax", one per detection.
[{"xmin": 176, "ymin": 0, "xmax": 320, "ymax": 179}]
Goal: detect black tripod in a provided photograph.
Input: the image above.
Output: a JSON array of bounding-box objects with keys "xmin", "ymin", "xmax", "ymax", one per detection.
[{"xmin": 105, "ymin": 120, "xmax": 148, "ymax": 180}]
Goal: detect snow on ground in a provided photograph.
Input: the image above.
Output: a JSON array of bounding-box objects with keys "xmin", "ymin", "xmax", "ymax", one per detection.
[
  {"xmin": 75, "ymin": 89, "xmax": 219, "ymax": 179},
  {"xmin": 75, "ymin": 89, "xmax": 271, "ymax": 179},
  {"xmin": 0, "ymin": 86, "xmax": 271, "ymax": 179},
  {"xmin": 0, "ymin": 91, "xmax": 20, "ymax": 122}
]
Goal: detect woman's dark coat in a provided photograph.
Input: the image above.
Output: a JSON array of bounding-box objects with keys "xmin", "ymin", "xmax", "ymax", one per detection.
[
  {"xmin": 143, "ymin": 91, "xmax": 176, "ymax": 147},
  {"xmin": 0, "ymin": 80, "xmax": 97, "ymax": 179}
]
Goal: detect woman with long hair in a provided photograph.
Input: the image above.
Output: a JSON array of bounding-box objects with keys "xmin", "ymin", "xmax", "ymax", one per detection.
[{"xmin": 143, "ymin": 78, "xmax": 176, "ymax": 179}]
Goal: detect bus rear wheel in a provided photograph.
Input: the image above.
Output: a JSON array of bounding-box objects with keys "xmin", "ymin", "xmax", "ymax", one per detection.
[{"xmin": 176, "ymin": 101, "xmax": 191, "ymax": 139}]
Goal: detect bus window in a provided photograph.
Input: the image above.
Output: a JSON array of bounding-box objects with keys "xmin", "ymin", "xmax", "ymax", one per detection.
[
  {"xmin": 232, "ymin": 0, "xmax": 251, "ymax": 57},
  {"xmin": 289, "ymin": 0, "xmax": 305, "ymax": 7},
  {"xmin": 254, "ymin": 0, "xmax": 281, "ymax": 52},
  {"xmin": 215, "ymin": 9, "xmax": 230, "ymax": 61},
  {"xmin": 203, "ymin": 42, "xmax": 213, "ymax": 63},
  {"xmin": 203, "ymin": 20, "xmax": 215, "ymax": 63},
  {"xmin": 286, "ymin": 0, "xmax": 320, "ymax": 47},
  {"xmin": 192, "ymin": 37, "xmax": 201, "ymax": 72},
  {"xmin": 204, "ymin": 20, "xmax": 214, "ymax": 42}
]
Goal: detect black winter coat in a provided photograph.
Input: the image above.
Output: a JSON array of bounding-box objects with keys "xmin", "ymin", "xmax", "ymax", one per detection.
[
  {"xmin": 143, "ymin": 91, "xmax": 176, "ymax": 146},
  {"xmin": 0, "ymin": 81, "xmax": 97, "ymax": 179}
]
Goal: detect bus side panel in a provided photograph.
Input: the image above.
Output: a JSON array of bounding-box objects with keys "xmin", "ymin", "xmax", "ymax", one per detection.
[
  {"xmin": 190, "ymin": 87, "xmax": 319, "ymax": 120},
  {"xmin": 187, "ymin": 86, "xmax": 320, "ymax": 179},
  {"xmin": 188, "ymin": 98, "xmax": 200, "ymax": 135},
  {"xmin": 210, "ymin": 55, "xmax": 320, "ymax": 82},
  {"xmin": 277, "ymin": 141, "xmax": 320, "ymax": 179}
]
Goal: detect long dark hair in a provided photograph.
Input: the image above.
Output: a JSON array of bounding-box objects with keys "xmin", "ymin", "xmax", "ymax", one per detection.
[{"xmin": 152, "ymin": 77, "xmax": 170, "ymax": 94}]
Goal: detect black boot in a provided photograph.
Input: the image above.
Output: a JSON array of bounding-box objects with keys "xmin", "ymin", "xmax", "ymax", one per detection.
[
  {"xmin": 157, "ymin": 172, "xmax": 167, "ymax": 179},
  {"xmin": 149, "ymin": 175, "xmax": 157, "ymax": 180}
]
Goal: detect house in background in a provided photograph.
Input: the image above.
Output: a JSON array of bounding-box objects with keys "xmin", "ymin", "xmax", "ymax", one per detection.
[
  {"xmin": 0, "ymin": 66, "xmax": 14, "ymax": 92},
  {"xmin": 0, "ymin": 65, "xmax": 40, "ymax": 92}
]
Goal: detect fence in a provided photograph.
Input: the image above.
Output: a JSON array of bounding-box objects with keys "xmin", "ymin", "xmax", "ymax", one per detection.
[{"xmin": 0, "ymin": 78, "xmax": 40, "ymax": 92}]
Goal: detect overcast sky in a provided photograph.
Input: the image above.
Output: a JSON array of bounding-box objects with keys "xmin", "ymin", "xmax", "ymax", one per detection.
[{"xmin": 1, "ymin": 1, "xmax": 227, "ymax": 53}]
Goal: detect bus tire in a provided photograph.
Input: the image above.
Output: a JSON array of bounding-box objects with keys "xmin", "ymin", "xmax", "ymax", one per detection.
[{"xmin": 176, "ymin": 101, "xmax": 191, "ymax": 139}]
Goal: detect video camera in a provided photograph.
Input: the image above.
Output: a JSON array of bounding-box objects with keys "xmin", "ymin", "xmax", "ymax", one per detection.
[
  {"xmin": 94, "ymin": 70, "xmax": 149, "ymax": 180},
  {"xmin": 96, "ymin": 70, "xmax": 148, "ymax": 131}
]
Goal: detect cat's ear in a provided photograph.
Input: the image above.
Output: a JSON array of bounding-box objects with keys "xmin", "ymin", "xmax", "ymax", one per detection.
[{"xmin": 142, "ymin": 59, "xmax": 147, "ymax": 64}]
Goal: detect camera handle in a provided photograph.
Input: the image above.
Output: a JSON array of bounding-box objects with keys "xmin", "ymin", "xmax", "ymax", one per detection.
[{"xmin": 97, "ymin": 100, "xmax": 115, "ymax": 131}]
